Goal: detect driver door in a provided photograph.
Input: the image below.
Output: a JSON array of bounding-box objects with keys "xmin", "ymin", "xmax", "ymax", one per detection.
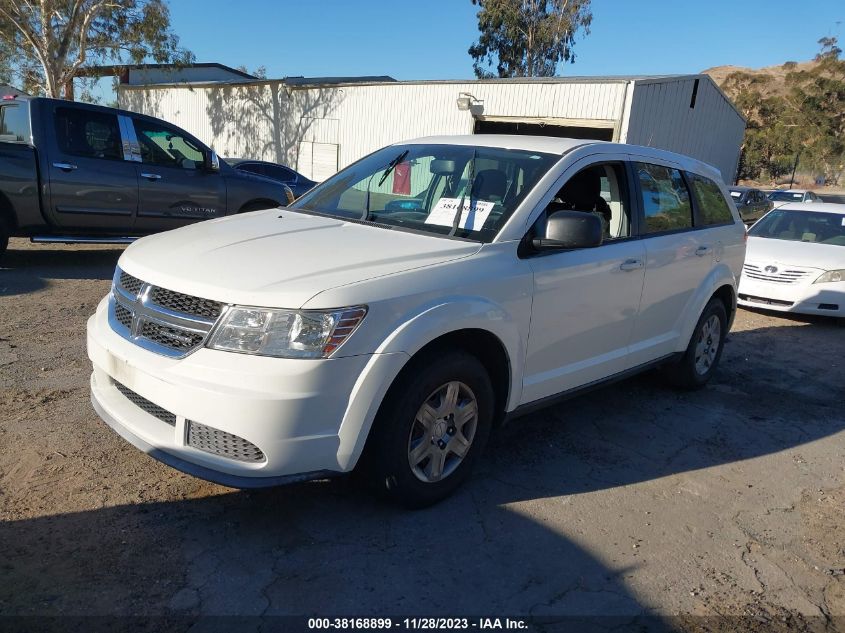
[{"xmin": 131, "ymin": 116, "xmax": 225, "ymax": 233}]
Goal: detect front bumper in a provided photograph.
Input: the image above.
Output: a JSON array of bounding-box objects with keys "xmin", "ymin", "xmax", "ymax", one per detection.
[
  {"xmin": 87, "ymin": 297, "xmax": 408, "ymax": 487},
  {"xmin": 738, "ymin": 275, "xmax": 844, "ymax": 316}
]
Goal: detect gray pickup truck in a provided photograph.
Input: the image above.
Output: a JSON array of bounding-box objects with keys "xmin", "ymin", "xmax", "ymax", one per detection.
[{"xmin": 0, "ymin": 96, "xmax": 292, "ymax": 260}]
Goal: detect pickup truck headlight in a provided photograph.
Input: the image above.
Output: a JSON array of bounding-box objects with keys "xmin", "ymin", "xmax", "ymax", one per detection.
[
  {"xmin": 207, "ymin": 306, "xmax": 367, "ymax": 358},
  {"xmin": 813, "ymin": 269, "xmax": 845, "ymax": 284}
]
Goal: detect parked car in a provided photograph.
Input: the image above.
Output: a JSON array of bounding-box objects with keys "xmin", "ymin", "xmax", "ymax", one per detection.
[
  {"xmin": 0, "ymin": 96, "xmax": 293, "ymax": 261},
  {"xmin": 767, "ymin": 189, "xmax": 823, "ymax": 208},
  {"xmin": 87, "ymin": 135, "xmax": 746, "ymax": 507},
  {"xmin": 226, "ymin": 158, "xmax": 316, "ymax": 198},
  {"xmin": 728, "ymin": 186, "xmax": 772, "ymax": 223},
  {"xmin": 738, "ymin": 202, "xmax": 845, "ymax": 316}
]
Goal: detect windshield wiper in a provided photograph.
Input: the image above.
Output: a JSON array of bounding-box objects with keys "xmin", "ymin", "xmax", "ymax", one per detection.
[
  {"xmin": 450, "ymin": 151, "xmax": 476, "ymax": 236},
  {"xmin": 361, "ymin": 149, "xmax": 410, "ymax": 221}
]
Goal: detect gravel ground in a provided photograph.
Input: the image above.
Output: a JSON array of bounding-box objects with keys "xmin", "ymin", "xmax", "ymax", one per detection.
[{"xmin": 1, "ymin": 238, "xmax": 844, "ymax": 632}]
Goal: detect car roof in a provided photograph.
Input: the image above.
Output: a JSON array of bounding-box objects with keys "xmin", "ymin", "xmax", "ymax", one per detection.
[
  {"xmin": 769, "ymin": 202, "xmax": 844, "ymax": 214},
  {"xmin": 399, "ymin": 134, "xmax": 723, "ymax": 180},
  {"xmin": 729, "ymin": 185, "xmax": 755, "ymax": 191},
  {"xmin": 771, "ymin": 188, "xmax": 813, "ymax": 194}
]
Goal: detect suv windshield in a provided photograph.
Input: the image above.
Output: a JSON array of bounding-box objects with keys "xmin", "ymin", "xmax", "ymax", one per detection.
[
  {"xmin": 748, "ymin": 209, "xmax": 845, "ymax": 246},
  {"xmin": 289, "ymin": 143, "xmax": 559, "ymax": 241}
]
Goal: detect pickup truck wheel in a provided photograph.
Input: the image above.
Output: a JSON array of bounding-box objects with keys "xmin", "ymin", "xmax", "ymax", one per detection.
[
  {"xmin": 664, "ymin": 298, "xmax": 727, "ymax": 390},
  {"xmin": 367, "ymin": 351, "xmax": 494, "ymax": 508}
]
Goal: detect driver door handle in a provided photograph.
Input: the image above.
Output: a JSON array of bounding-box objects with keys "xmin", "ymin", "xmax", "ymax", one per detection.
[
  {"xmin": 140, "ymin": 173, "xmax": 161, "ymax": 181},
  {"xmin": 619, "ymin": 258, "xmax": 644, "ymax": 271},
  {"xmin": 53, "ymin": 162, "xmax": 77, "ymax": 171},
  {"xmin": 696, "ymin": 245, "xmax": 713, "ymax": 257}
]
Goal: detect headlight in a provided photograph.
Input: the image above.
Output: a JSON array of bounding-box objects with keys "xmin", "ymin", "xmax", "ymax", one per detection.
[
  {"xmin": 207, "ymin": 306, "xmax": 367, "ymax": 358},
  {"xmin": 814, "ymin": 269, "xmax": 845, "ymax": 284}
]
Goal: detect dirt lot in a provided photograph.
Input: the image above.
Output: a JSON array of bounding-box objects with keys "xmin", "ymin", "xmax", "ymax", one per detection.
[{"xmin": 1, "ymin": 238, "xmax": 844, "ymax": 631}]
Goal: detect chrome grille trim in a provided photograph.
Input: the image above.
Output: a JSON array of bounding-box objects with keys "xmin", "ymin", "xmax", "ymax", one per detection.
[
  {"xmin": 109, "ymin": 267, "xmax": 226, "ymax": 358},
  {"xmin": 114, "ymin": 381, "xmax": 176, "ymax": 426},
  {"xmin": 186, "ymin": 421, "xmax": 266, "ymax": 463},
  {"xmin": 742, "ymin": 262, "xmax": 813, "ymax": 285}
]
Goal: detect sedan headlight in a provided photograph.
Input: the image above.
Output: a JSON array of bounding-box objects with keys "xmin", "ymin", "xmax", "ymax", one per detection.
[
  {"xmin": 814, "ymin": 269, "xmax": 845, "ymax": 284},
  {"xmin": 207, "ymin": 306, "xmax": 367, "ymax": 358}
]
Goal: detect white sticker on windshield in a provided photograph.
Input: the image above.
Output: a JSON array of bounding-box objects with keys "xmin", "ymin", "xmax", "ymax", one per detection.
[{"xmin": 425, "ymin": 197, "xmax": 495, "ymax": 231}]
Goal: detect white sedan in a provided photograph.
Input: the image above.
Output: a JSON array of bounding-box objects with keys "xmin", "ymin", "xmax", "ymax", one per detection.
[{"xmin": 738, "ymin": 202, "xmax": 845, "ymax": 316}]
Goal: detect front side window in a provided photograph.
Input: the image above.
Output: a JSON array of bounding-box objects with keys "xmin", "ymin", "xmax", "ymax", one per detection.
[
  {"xmin": 55, "ymin": 107, "xmax": 122, "ymax": 160},
  {"xmin": 636, "ymin": 163, "xmax": 692, "ymax": 233},
  {"xmin": 0, "ymin": 104, "xmax": 30, "ymax": 143},
  {"xmin": 133, "ymin": 119, "xmax": 204, "ymax": 169},
  {"xmin": 545, "ymin": 163, "xmax": 632, "ymax": 239},
  {"xmin": 748, "ymin": 209, "xmax": 845, "ymax": 246},
  {"xmin": 689, "ymin": 173, "xmax": 734, "ymax": 226},
  {"xmin": 290, "ymin": 143, "xmax": 559, "ymax": 241}
]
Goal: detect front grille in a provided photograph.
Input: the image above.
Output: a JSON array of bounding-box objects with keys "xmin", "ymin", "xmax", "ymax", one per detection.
[
  {"xmin": 150, "ymin": 287, "xmax": 223, "ymax": 319},
  {"xmin": 114, "ymin": 381, "xmax": 176, "ymax": 426},
  {"xmin": 114, "ymin": 302, "xmax": 132, "ymax": 329},
  {"xmin": 742, "ymin": 263, "xmax": 812, "ymax": 285},
  {"xmin": 186, "ymin": 421, "xmax": 266, "ymax": 463},
  {"xmin": 738, "ymin": 293, "xmax": 794, "ymax": 307},
  {"xmin": 119, "ymin": 271, "xmax": 143, "ymax": 295},
  {"xmin": 140, "ymin": 321, "xmax": 205, "ymax": 352},
  {"xmin": 110, "ymin": 267, "xmax": 223, "ymax": 358}
]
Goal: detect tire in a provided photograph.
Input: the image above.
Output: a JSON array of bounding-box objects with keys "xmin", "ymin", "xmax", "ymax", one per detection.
[
  {"xmin": 664, "ymin": 297, "xmax": 728, "ymax": 390},
  {"xmin": 365, "ymin": 350, "xmax": 495, "ymax": 508},
  {"xmin": 0, "ymin": 216, "xmax": 9, "ymax": 263}
]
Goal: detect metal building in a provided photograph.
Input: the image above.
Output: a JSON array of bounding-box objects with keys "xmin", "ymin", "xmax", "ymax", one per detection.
[{"xmin": 118, "ymin": 69, "xmax": 745, "ymax": 183}]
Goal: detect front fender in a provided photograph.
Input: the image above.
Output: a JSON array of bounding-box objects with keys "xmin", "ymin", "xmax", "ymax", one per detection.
[
  {"xmin": 675, "ymin": 262, "xmax": 738, "ymax": 352},
  {"xmin": 335, "ymin": 298, "xmax": 525, "ymax": 471}
]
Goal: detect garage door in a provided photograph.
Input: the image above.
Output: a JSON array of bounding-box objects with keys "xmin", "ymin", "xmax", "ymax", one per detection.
[{"xmin": 297, "ymin": 141, "xmax": 339, "ymax": 181}]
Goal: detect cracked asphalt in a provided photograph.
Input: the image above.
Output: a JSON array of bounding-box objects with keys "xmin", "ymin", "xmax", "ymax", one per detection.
[{"xmin": 1, "ymin": 239, "xmax": 844, "ymax": 631}]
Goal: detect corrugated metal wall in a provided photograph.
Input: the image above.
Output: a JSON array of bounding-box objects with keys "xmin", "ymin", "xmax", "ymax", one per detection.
[
  {"xmin": 622, "ymin": 78, "xmax": 745, "ymax": 182},
  {"xmin": 120, "ymin": 80, "xmax": 628, "ymax": 180}
]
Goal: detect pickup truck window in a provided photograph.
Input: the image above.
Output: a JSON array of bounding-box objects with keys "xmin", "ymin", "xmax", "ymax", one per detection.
[
  {"xmin": 54, "ymin": 107, "xmax": 122, "ymax": 160},
  {"xmin": 55, "ymin": 107, "xmax": 123, "ymax": 161},
  {"xmin": 0, "ymin": 104, "xmax": 29, "ymax": 143},
  {"xmin": 132, "ymin": 118, "xmax": 204, "ymax": 170}
]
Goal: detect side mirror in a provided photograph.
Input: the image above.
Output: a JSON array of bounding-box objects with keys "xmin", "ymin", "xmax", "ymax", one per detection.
[
  {"xmin": 204, "ymin": 150, "xmax": 220, "ymax": 172},
  {"xmin": 282, "ymin": 184, "xmax": 295, "ymax": 206},
  {"xmin": 533, "ymin": 210, "xmax": 603, "ymax": 251}
]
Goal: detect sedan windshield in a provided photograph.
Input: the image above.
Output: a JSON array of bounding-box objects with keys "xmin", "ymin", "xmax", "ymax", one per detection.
[
  {"xmin": 768, "ymin": 191, "xmax": 805, "ymax": 202},
  {"xmin": 289, "ymin": 143, "xmax": 559, "ymax": 241},
  {"xmin": 748, "ymin": 209, "xmax": 845, "ymax": 246}
]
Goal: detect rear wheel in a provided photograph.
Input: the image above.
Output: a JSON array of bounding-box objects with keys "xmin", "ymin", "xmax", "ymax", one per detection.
[
  {"xmin": 664, "ymin": 298, "xmax": 727, "ymax": 389},
  {"xmin": 366, "ymin": 351, "xmax": 494, "ymax": 508}
]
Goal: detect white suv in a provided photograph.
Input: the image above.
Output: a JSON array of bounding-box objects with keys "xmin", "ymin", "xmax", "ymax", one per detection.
[{"xmin": 87, "ymin": 135, "xmax": 746, "ymax": 506}]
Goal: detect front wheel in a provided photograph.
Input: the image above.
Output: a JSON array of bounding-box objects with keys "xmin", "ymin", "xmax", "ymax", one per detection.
[
  {"xmin": 663, "ymin": 298, "xmax": 727, "ymax": 390},
  {"xmin": 366, "ymin": 351, "xmax": 494, "ymax": 508}
]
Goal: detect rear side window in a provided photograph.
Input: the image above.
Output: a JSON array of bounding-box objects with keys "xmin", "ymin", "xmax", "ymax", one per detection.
[
  {"xmin": 0, "ymin": 104, "xmax": 30, "ymax": 143},
  {"xmin": 636, "ymin": 163, "xmax": 692, "ymax": 233},
  {"xmin": 265, "ymin": 165, "xmax": 296, "ymax": 182},
  {"xmin": 55, "ymin": 107, "xmax": 122, "ymax": 160},
  {"xmin": 237, "ymin": 163, "xmax": 266, "ymax": 176},
  {"xmin": 688, "ymin": 173, "xmax": 734, "ymax": 226}
]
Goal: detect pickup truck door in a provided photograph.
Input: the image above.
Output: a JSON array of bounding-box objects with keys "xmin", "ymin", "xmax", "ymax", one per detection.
[
  {"xmin": 46, "ymin": 104, "xmax": 138, "ymax": 232},
  {"xmin": 129, "ymin": 116, "xmax": 226, "ymax": 233}
]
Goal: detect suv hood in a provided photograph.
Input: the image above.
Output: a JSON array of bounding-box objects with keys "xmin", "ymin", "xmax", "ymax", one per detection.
[
  {"xmin": 118, "ymin": 209, "xmax": 481, "ymax": 308},
  {"xmin": 746, "ymin": 236, "xmax": 844, "ymax": 272}
]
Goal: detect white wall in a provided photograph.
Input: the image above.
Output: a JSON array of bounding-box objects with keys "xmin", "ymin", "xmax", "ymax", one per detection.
[
  {"xmin": 623, "ymin": 77, "xmax": 745, "ymax": 183},
  {"xmin": 120, "ymin": 80, "xmax": 629, "ymax": 180}
]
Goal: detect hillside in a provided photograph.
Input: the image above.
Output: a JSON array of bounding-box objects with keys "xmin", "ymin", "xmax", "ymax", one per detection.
[{"xmin": 702, "ymin": 59, "xmax": 819, "ymax": 96}]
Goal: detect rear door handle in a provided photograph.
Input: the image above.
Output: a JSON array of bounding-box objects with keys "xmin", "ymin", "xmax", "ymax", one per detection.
[
  {"xmin": 696, "ymin": 245, "xmax": 713, "ymax": 257},
  {"xmin": 140, "ymin": 172, "xmax": 161, "ymax": 181},
  {"xmin": 52, "ymin": 162, "xmax": 77, "ymax": 171},
  {"xmin": 619, "ymin": 258, "xmax": 644, "ymax": 271}
]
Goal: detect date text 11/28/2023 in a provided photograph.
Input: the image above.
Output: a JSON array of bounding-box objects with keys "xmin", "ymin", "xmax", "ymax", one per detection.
[{"xmin": 307, "ymin": 618, "xmax": 529, "ymax": 630}]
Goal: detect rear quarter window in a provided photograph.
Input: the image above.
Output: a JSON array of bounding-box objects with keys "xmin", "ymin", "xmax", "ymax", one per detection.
[{"xmin": 689, "ymin": 174, "xmax": 734, "ymax": 226}]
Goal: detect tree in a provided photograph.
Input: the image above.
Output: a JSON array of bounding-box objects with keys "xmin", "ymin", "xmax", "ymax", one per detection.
[
  {"xmin": 0, "ymin": 0, "xmax": 192, "ymax": 99},
  {"xmin": 468, "ymin": 0, "xmax": 592, "ymax": 78}
]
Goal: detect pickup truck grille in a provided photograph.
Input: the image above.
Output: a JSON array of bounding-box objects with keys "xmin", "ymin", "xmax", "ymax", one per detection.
[{"xmin": 109, "ymin": 267, "xmax": 225, "ymax": 358}]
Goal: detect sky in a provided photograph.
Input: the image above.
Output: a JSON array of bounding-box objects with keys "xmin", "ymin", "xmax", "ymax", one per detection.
[{"xmin": 164, "ymin": 0, "xmax": 844, "ymax": 81}]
